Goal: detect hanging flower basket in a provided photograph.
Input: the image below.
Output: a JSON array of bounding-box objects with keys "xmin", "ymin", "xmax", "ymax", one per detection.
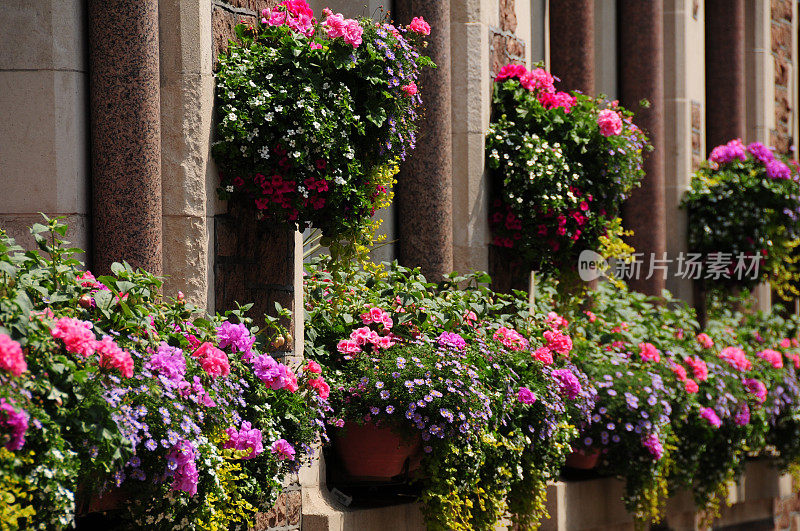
[
  {"xmin": 486, "ymin": 63, "xmax": 649, "ymax": 275},
  {"xmin": 682, "ymin": 138, "xmax": 800, "ymax": 295},
  {"xmin": 213, "ymin": 1, "xmax": 435, "ymax": 241}
]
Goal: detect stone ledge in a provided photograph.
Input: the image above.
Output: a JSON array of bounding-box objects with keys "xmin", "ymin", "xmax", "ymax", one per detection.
[{"xmin": 298, "ymin": 457, "xmax": 797, "ymax": 531}]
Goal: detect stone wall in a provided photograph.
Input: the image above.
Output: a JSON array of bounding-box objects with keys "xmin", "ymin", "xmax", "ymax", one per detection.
[{"xmin": 0, "ymin": 1, "xmax": 90, "ymax": 258}]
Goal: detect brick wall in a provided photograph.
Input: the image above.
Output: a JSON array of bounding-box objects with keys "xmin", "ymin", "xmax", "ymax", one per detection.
[
  {"xmin": 211, "ymin": 3, "xmax": 302, "ymax": 530},
  {"xmin": 771, "ymin": 0, "xmax": 794, "ymax": 153},
  {"xmin": 490, "ymin": 0, "xmax": 526, "ymax": 76}
]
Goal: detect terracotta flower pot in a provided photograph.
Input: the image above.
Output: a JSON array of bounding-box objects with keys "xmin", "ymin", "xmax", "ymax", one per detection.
[
  {"xmin": 334, "ymin": 422, "xmax": 421, "ymax": 481},
  {"xmin": 565, "ymin": 449, "xmax": 601, "ymax": 470}
]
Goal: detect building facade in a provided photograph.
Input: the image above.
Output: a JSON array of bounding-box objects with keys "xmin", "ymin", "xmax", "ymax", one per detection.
[{"xmin": 2, "ymin": 0, "xmax": 800, "ymax": 529}]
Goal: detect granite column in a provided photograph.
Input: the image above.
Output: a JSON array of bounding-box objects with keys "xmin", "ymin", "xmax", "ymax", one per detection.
[
  {"xmin": 619, "ymin": 0, "xmax": 667, "ymax": 296},
  {"xmin": 549, "ymin": 0, "xmax": 595, "ymax": 94},
  {"xmin": 394, "ymin": 0, "xmax": 454, "ymax": 280},
  {"xmin": 88, "ymin": 0, "xmax": 163, "ymax": 275},
  {"xmin": 705, "ymin": 0, "xmax": 746, "ymax": 150}
]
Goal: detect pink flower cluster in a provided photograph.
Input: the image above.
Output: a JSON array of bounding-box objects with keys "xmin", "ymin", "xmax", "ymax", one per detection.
[
  {"xmin": 401, "ymin": 83, "xmax": 418, "ymax": 96},
  {"xmin": 167, "ymin": 440, "xmax": 199, "ymax": 495},
  {"xmin": 517, "ymin": 386, "xmax": 537, "ymax": 404},
  {"xmin": 321, "ymin": 8, "xmax": 363, "ymax": 48},
  {"xmin": 146, "ymin": 343, "xmax": 187, "ymax": 382},
  {"xmin": 545, "ymin": 311, "xmax": 569, "ymax": 330},
  {"xmin": 409, "ymin": 16, "xmax": 430, "ymax": 35},
  {"xmin": 494, "ymin": 63, "xmax": 576, "ymax": 113},
  {"xmin": 696, "ymin": 333, "xmax": 714, "ymax": 349},
  {"xmin": 743, "ymin": 378, "xmax": 767, "ymax": 403},
  {"xmin": 437, "ymin": 332, "xmax": 466, "ymax": 350},
  {"xmin": 337, "ymin": 307, "xmax": 397, "ymax": 357},
  {"xmin": 51, "ymin": 317, "xmax": 134, "ymax": 378},
  {"xmin": 264, "ymin": 0, "xmax": 314, "ymax": 37},
  {"xmin": 308, "ymin": 377, "xmax": 330, "ymax": 399},
  {"xmin": 684, "ymin": 356, "xmax": 708, "ymax": 382},
  {"xmin": 719, "ymin": 346, "xmax": 752, "ymax": 372},
  {"xmin": 532, "ymin": 346, "xmax": 554, "ymax": 365},
  {"xmin": 708, "ymin": 138, "xmax": 747, "ymax": 166},
  {"xmin": 766, "ymin": 158, "xmax": 792, "ymax": 179},
  {"xmin": 95, "ymin": 336, "xmax": 134, "ymax": 379},
  {"xmin": 638, "ymin": 342, "xmax": 661, "ymax": 363},
  {"xmin": 493, "ymin": 326, "xmax": 529, "ymax": 351},
  {"xmin": 758, "ymin": 348, "xmax": 784, "ymax": 369},
  {"xmin": 700, "ymin": 407, "xmax": 722, "ymax": 428},
  {"xmin": 224, "ymin": 421, "xmax": 264, "ymax": 459},
  {"xmin": 544, "ymin": 329, "xmax": 573, "ymax": 355},
  {"xmin": 597, "ymin": 109, "xmax": 623, "ymax": 136},
  {"xmin": 0, "ymin": 398, "xmax": 28, "ymax": 451},
  {"xmin": 0, "ymin": 334, "xmax": 26, "ymax": 376},
  {"xmin": 217, "ymin": 321, "xmax": 256, "ymax": 360},
  {"xmin": 642, "ymin": 433, "xmax": 664, "ymax": 460},
  {"xmin": 271, "ymin": 438, "xmax": 296, "ymax": 460},
  {"xmin": 361, "ymin": 306, "xmax": 393, "ymax": 330},
  {"xmin": 734, "ymin": 403, "xmax": 750, "ymax": 426},
  {"xmin": 671, "ymin": 359, "xmax": 701, "ymax": 393},
  {"xmin": 253, "ymin": 354, "xmax": 298, "ymax": 392},
  {"xmin": 51, "ymin": 317, "xmax": 97, "ymax": 357},
  {"xmin": 193, "ymin": 342, "xmax": 231, "ymax": 377},
  {"xmin": 552, "ymin": 368, "xmax": 582, "ymax": 400}
]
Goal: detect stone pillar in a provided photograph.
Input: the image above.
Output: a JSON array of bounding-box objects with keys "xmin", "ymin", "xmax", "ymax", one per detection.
[
  {"xmin": 89, "ymin": 0, "xmax": 163, "ymax": 275},
  {"xmin": 394, "ymin": 0, "xmax": 454, "ymax": 280},
  {"xmin": 549, "ymin": 0, "xmax": 595, "ymax": 94},
  {"xmin": 618, "ymin": 0, "xmax": 666, "ymax": 296},
  {"xmin": 705, "ymin": 0, "xmax": 746, "ymax": 150},
  {"xmin": 159, "ymin": 0, "xmax": 218, "ymax": 310},
  {"xmin": 663, "ymin": 0, "xmax": 705, "ymax": 305}
]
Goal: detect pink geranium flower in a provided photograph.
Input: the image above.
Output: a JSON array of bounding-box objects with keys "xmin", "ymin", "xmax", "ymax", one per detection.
[
  {"xmin": 0, "ymin": 334, "xmax": 26, "ymax": 376},
  {"xmin": 638, "ymin": 342, "xmax": 660, "ymax": 363},
  {"xmin": 597, "ymin": 109, "xmax": 623, "ymax": 136},
  {"xmin": 271, "ymin": 438, "xmax": 296, "ymax": 460},
  {"xmin": 408, "ymin": 16, "xmax": 431, "ymax": 35},
  {"xmin": 402, "ymin": 83, "xmax": 418, "ymax": 96}
]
